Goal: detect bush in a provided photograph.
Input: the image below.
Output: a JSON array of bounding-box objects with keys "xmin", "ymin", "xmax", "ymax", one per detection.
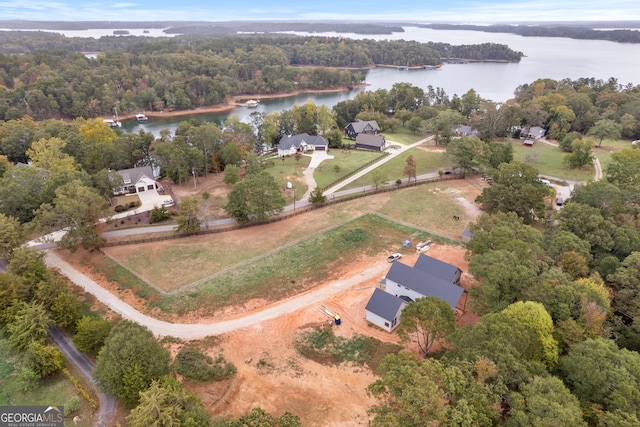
[
  {"xmin": 127, "ymin": 201, "xmax": 140, "ymax": 209},
  {"xmin": 64, "ymin": 396, "xmax": 80, "ymax": 416},
  {"xmin": 173, "ymin": 346, "xmax": 236, "ymax": 382},
  {"xmin": 114, "ymin": 205, "xmax": 126, "ymax": 212},
  {"xmin": 150, "ymin": 205, "xmax": 170, "ymax": 223}
]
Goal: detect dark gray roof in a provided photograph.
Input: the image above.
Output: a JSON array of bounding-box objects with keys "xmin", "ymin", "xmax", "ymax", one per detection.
[
  {"xmin": 386, "ymin": 262, "xmax": 463, "ymax": 308},
  {"xmin": 347, "ymin": 120, "xmax": 380, "ymax": 133},
  {"xmin": 454, "ymin": 125, "xmax": 481, "ymax": 137},
  {"xmin": 365, "ymin": 288, "xmax": 406, "ymax": 321},
  {"xmin": 278, "ymin": 133, "xmax": 328, "ymax": 150},
  {"xmin": 414, "ymin": 254, "xmax": 461, "ymax": 284},
  {"xmin": 355, "ymin": 133, "xmax": 385, "ymax": 149},
  {"xmin": 117, "ymin": 166, "xmax": 155, "ymax": 185}
]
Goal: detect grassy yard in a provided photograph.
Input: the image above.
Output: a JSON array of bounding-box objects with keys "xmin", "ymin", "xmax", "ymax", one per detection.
[
  {"xmin": 592, "ymin": 138, "xmax": 632, "ymax": 172},
  {"xmin": 381, "ymin": 129, "xmax": 427, "ymax": 145},
  {"xmin": 264, "ymin": 153, "xmax": 311, "ymax": 197},
  {"xmin": 342, "ymin": 147, "xmax": 452, "ymax": 190},
  {"xmin": 0, "ymin": 338, "xmax": 95, "ymax": 427},
  {"xmin": 150, "ymin": 214, "xmax": 437, "ymax": 315},
  {"xmin": 313, "ymin": 149, "xmax": 384, "ymax": 190},
  {"xmin": 511, "ymin": 139, "xmax": 594, "ymax": 182}
]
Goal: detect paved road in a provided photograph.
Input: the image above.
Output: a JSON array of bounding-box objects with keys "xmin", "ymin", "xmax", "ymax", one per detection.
[
  {"xmin": 45, "ymin": 250, "xmax": 388, "ymax": 339},
  {"xmin": 49, "ymin": 327, "xmax": 116, "ymax": 427}
]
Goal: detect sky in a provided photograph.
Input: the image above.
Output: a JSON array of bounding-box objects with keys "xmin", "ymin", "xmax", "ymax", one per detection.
[{"xmin": 0, "ymin": 0, "xmax": 639, "ymax": 23}]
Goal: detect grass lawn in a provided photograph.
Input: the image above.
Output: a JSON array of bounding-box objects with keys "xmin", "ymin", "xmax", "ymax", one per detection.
[
  {"xmin": 592, "ymin": 138, "xmax": 632, "ymax": 172},
  {"xmin": 154, "ymin": 214, "xmax": 437, "ymax": 315},
  {"xmin": 342, "ymin": 147, "xmax": 452, "ymax": 190},
  {"xmin": 0, "ymin": 338, "xmax": 95, "ymax": 427},
  {"xmin": 264, "ymin": 153, "xmax": 311, "ymax": 197},
  {"xmin": 313, "ymin": 149, "xmax": 384, "ymax": 190},
  {"xmin": 511, "ymin": 139, "xmax": 594, "ymax": 182},
  {"xmin": 381, "ymin": 129, "xmax": 427, "ymax": 145}
]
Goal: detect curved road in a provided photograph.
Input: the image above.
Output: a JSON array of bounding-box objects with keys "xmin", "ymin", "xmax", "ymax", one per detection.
[
  {"xmin": 45, "ymin": 250, "xmax": 388, "ymax": 339},
  {"xmin": 49, "ymin": 327, "xmax": 116, "ymax": 427}
]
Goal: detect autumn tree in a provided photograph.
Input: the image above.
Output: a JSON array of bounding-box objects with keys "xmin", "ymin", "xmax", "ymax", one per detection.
[
  {"xmin": 175, "ymin": 196, "xmax": 201, "ymax": 235},
  {"xmin": 0, "ymin": 213, "xmax": 23, "ymax": 258},
  {"xmin": 403, "ymin": 154, "xmax": 417, "ymax": 182},
  {"xmin": 397, "ymin": 297, "xmax": 457, "ymax": 358}
]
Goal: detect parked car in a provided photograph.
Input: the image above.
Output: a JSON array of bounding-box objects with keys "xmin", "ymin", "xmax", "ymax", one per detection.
[
  {"xmin": 387, "ymin": 253, "xmax": 402, "ymax": 263},
  {"xmin": 162, "ymin": 198, "xmax": 175, "ymax": 207},
  {"xmin": 556, "ymin": 197, "xmax": 564, "ymax": 206}
]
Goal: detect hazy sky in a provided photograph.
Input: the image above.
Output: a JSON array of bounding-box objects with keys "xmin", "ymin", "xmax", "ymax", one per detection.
[{"xmin": 0, "ymin": 0, "xmax": 639, "ymax": 22}]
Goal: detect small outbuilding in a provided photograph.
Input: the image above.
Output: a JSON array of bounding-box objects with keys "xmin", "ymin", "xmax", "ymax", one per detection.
[{"xmin": 365, "ymin": 288, "xmax": 407, "ymax": 332}]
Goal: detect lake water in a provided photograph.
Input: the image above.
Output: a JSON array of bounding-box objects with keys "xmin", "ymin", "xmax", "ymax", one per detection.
[{"xmin": 108, "ymin": 26, "xmax": 640, "ymax": 135}]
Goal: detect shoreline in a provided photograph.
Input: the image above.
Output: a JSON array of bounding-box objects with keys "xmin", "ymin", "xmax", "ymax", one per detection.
[{"xmin": 110, "ymin": 84, "xmax": 369, "ymax": 121}]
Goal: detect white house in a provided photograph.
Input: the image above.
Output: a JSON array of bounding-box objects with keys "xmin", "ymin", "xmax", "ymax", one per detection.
[
  {"xmin": 526, "ymin": 126, "xmax": 546, "ymax": 140},
  {"xmin": 115, "ymin": 166, "xmax": 159, "ymax": 195},
  {"xmin": 277, "ymin": 133, "xmax": 328, "ymax": 157},
  {"xmin": 365, "ymin": 288, "xmax": 407, "ymax": 332}
]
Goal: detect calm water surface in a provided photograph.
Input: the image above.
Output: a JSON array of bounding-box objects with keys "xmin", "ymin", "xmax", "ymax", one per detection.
[{"xmin": 113, "ymin": 26, "xmax": 640, "ymax": 135}]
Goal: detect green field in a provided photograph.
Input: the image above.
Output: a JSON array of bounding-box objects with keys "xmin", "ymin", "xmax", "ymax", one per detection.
[
  {"xmin": 381, "ymin": 129, "xmax": 427, "ymax": 145},
  {"xmin": 313, "ymin": 149, "xmax": 384, "ymax": 190},
  {"xmin": 511, "ymin": 139, "xmax": 594, "ymax": 182},
  {"xmin": 265, "ymin": 153, "xmax": 311, "ymax": 197},
  {"xmin": 592, "ymin": 138, "xmax": 632, "ymax": 172}
]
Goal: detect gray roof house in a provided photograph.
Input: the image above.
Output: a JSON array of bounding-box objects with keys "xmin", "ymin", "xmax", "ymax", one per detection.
[
  {"xmin": 277, "ymin": 133, "xmax": 328, "ymax": 157},
  {"xmin": 115, "ymin": 166, "xmax": 158, "ymax": 195},
  {"xmin": 526, "ymin": 126, "xmax": 546, "ymax": 140},
  {"xmin": 384, "ymin": 261, "xmax": 464, "ymax": 309},
  {"xmin": 413, "ymin": 254, "xmax": 462, "ymax": 285},
  {"xmin": 454, "ymin": 125, "xmax": 481, "ymax": 138},
  {"xmin": 344, "ymin": 120, "xmax": 380, "ymax": 139},
  {"xmin": 365, "ymin": 288, "xmax": 407, "ymax": 332},
  {"xmin": 355, "ymin": 133, "xmax": 387, "ymax": 152}
]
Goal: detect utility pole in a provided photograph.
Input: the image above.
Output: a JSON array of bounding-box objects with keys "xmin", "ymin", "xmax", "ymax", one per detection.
[{"xmin": 192, "ymin": 167, "xmax": 196, "ymax": 189}]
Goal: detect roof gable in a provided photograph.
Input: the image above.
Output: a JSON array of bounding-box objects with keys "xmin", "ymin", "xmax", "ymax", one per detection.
[
  {"xmin": 386, "ymin": 262, "xmax": 463, "ymax": 308},
  {"xmin": 117, "ymin": 166, "xmax": 155, "ymax": 185},
  {"xmin": 365, "ymin": 288, "xmax": 406, "ymax": 321},
  {"xmin": 278, "ymin": 133, "xmax": 328, "ymax": 150},
  {"xmin": 355, "ymin": 133, "xmax": 385, "ymax": 148},
  {"xmin": 347, "ymin": 120, "xmax": 380, "ymax": 133},
  {"xmin": 413, "ymin": 254, "xmax": 461, "ymax": 283}
]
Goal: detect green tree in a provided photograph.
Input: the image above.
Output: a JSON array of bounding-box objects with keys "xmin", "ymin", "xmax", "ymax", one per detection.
[
  {"xmin": 223, "ymin": 164, "xmax": 240, "ymax": 185},
  {"xmin": 225, "ymin": 171, "xmax": 286, "ymax": 224},
  {"xmin": 587, "ymin": 119, "xmax": 623, "ymax": 147},
  {"xmin": 467, "ymin": 212, "xmax": 544, "ymax": 261},
  {"xmin": 6, "ymin": 302, "xmax": 52, "ymax": 351},
  {"xmin": 564, "ymin": 139, "xmax": 594, "ymax": 169},
  {"xmin": 50, "ymin": 291, "xmax": 83, "ymax": 333},
  {"xmin": 558, "ymin": 338, "xmax": 640, "ymax": 418},
  {"xmin": 368, "ymin": 351, "xmax": 502, "ymax": 427},
  {"xmin": 428, "ymin": 109, "xmax": 465, "ymax": 146},
  {"xmin": 446, "ymin": 136, "xmax": 487, "ymax": 175},
  {"xmin": 73, "ymin": 316, "xmax": 112, "ymax": 355},
  {"xmin": 175, "ymin": 196, "xmax": 201, "ymax": 235},
  {"xmin": 0, "ymin": 213, "xmax": 22, "ymax": 259},
  {"xmin": 0, "ymin": 165, "xmax": 48, "ymax": 223},
  {"xmin": 397, "ymin": 297, "xmax": 457, "ymax": 358},
  {"xmin": 475, "ymin": 161, "xmax": 548, "ymax": 224},
  {"xmin": 308, "ymin": 186, "xmax": 327, "ymax": 205},
  {"xmin": 403, "ymin": 154, "xmax": 417, "ymax": 182},
  {"xmin": 228, "ymin": 407, "xmax": 302, "ymax": 427},
  {"xmin": 25, "ymin": 137, "xmax": 78, "ymax": 177},
  {"xmin": 506, "ymin": 376, "xmax": 587, "ymax": 427},
  {"xmin": 149, "ymin": 205, "xmax": 170, "ymax": 223},
  {"xmin": 605, "ymin": 147, "xmax": 640, "ymax": 192},
  {"xmin": 26, "ymin": 342, "xmax": 64, "ymax": 378},
  {"xmin": 127, "ymin": 376, "xmax": 212, "ymax": 427},
  {"xmin": 33, "ymin": 180, "xmax": 107, "ymax": 251},
  {"xmin": 93, "ymin": 320, "xmax": 170, "ymax": 408},
  {"xmin": 370, "ymin": 169, "xmax": 387, "ymax": 190},
  {"xmin": 555, "ymin": 202, "xmax": 616, "ymax": 252}
]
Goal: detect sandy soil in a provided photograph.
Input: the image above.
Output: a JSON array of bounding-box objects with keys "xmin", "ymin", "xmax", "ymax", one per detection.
[{"xmin": 65, "ymin": 241, "xmax": 476, "ymax": 426}]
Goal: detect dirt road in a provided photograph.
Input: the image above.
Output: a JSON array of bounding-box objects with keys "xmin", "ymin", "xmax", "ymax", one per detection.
[{"xmin": 45, "ymin": 250, "xmax": 389, "ymax": 339}]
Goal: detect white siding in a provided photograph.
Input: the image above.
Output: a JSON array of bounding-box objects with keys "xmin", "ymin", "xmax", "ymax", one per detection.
[
  {"xmin": 365, "ymin": 309, "xmax": 402, "ymax": 332},
  {"xmin": 385, "ymin": 279, "xmax": 423, "ymax": 302}
]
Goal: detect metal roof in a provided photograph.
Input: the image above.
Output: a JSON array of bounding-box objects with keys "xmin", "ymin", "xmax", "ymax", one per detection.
[
  {"xmin": 386, "ymin": 262, "xmax": 464, "ymax": 308},
  {"xmin": 414, "ymin": 254, "xmax": 461, "ymax": 284},
  {"xmin": 365, "ymin": 288, "xmax": 406, "ymax": 321}
]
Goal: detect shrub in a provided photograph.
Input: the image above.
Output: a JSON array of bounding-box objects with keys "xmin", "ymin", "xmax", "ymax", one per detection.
[
  {"xmin": 150, "ymin": 205, "xmax": 170, "ymax": 223},
  {"xmin": 114, "ymin": 205, "xmax": 126, "ymax": 212},
  {"xmin": 173, "ymin": 346, "xmax": 236, "ymax": 382}
]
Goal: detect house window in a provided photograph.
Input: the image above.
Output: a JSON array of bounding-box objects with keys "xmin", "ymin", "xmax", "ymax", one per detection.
[
  {"xmin": 138, "ymin": 186, "xmax": 145, "ymax": 192},
  {"xmin": 384, "ymin": 322, "xmax": 390, "ymax": 327},
  {"xmin": 392, "ymin": 318, "xmax": 397, "ymax": 327},
  {"xmin": 405, "ymin": 286, "xmax": 410, "ymax": 291},
  {"xmin": 147, "ymin": 185, "xmax": 154, "ymax": 190}
]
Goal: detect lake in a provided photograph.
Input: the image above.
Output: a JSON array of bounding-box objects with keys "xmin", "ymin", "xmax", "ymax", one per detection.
[{"xmin": 113, "ymin": 26, "xmax": 640, "ymax": 135}]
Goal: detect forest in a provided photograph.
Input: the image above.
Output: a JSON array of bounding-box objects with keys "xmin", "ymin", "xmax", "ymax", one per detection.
[
  {"xmin": 421, "ymin": 23, "xmax": 640, "ymax": 43},
  {"xmin": 1, "ymin": 29, "xmax": 640, "ymax": 424}
]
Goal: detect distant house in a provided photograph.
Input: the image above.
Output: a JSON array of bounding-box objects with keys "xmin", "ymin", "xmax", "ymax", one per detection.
[
  {"xmin": 384, "ymin": 261, "xmax": 464, "ymax": 308},
  {"xmin": 355, "ymin": 133, "xmax": 387, "ymax": 152},
  {"xmin": 453, "ymin": 125, "xmax": 481, "ymax": 138},
  {"xmin": 344, "ymin": 119, "xmax": 380, "ymax": 139},
  {"xmin": 413, "ymin": 254, "xmax": 462, "ymax": 285},
  {"xmin": 365, "ymin": 288, "xmax": 407, "ymax": 332},
  {"xmin": 115, "ymin": 166, "xmax": 158, "ymax": 195},
  {"xmin": 526, "ymin": 126, "xmax": 546, "ymax": 140},
  {"xmin": 277, "ymin": 133, "xmax": 328, "ymax": 157}
]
